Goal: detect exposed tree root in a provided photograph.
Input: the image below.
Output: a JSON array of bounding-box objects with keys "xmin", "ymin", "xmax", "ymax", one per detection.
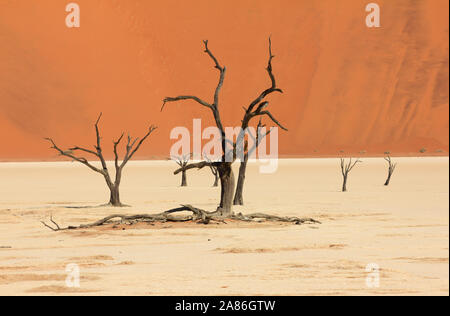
[
  {"xmin": 41, "ymin": 205, "xmax": 320, "ymax": 231},
  {"xmin": 231, "ymin": 212, "xmax": 320, "ymax": 225}
]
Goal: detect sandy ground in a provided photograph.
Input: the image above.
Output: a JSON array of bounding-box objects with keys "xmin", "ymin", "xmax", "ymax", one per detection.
[{"xmin": 0, "ymin": 157, "xmax": 448, "ymax": 296}]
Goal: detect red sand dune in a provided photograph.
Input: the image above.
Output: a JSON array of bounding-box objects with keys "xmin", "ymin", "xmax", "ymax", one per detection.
[{"xmin": 0, "ymin": 0, "xmax": 448, "ymax": 161}]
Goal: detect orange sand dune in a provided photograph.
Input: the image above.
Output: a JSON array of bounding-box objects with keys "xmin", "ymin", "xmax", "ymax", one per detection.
[{"xmin": 0, "ymin": 0, "xmax": 448, "ymax": 160}]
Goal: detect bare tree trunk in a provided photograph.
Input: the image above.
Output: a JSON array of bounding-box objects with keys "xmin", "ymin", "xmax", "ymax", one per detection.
[
  {"xmin": 233, "ymin": 158, "xmax": 248, "ymax": 205},
  {"xmin": 342, "ymin": 175, "xmax": 348, "ymax": 192},
  {"xmin": 217, "ymin": 163, "xmax": 235, "ymax": 216},
  {"xmin": 109, "ymin": 185, "xmax": 122, "ymax": 206},
  {"xmin": 384, "ymin": 173, "xmax": 392, "ymax": 186},
  {"xmin": 181, "ymin": 170, "xmax": 187, "ymax": 187},
  {"xmin": 213, "ymin": 171, "xmax": 219, "ymax": 187}
]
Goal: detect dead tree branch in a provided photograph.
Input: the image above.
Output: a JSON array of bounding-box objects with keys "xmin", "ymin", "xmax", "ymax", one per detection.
[
  {"xmin": 41, "ymin": 206, "xmax": 321, "ymax": 231},
  {"xmin": 173, "ymin": 161, "xmax": 215, "ymax": 175}
]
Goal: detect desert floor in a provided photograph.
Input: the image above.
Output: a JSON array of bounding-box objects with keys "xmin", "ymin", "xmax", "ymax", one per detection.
[{"xmin": 0, "ymin": 157, "xmax": 448, "ymax": 296}]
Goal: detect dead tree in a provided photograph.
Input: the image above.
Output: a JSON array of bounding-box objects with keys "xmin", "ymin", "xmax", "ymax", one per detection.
[
  {"xmin": 233, "ymin": 120, "xmax": 272, "ymax": 205},
  {"xmin": 204, "ymin": 154, "xmax": 219, "ymax": 187},
  {"xmin": 174, "ymin": 154, "xmax": 191, "ymax": 186},
  {"xmin": 40, "ymin": 39, "xmax": 320, "ymax": 231},
  {"xmin": 384, "ymin": 156, "xmax": 397, "ymax": 186},
  {"xmin": 340, "ymin": 158, "xmax": 362, "ymax": 192},
  {"xmin": 45, "ymin": 113, "xmax": 157, "ymax": 206},
  {"xmin": 210, "ymin": 166, "xmax": 219, "ymax": 187},
  {"xmin": 162, "ymin": 38, "xmax": 286, "ymax": 216}
]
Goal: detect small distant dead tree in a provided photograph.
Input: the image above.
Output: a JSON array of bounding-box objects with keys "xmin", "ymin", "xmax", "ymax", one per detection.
[
  {"xmin": 384, "ymin": 156, "xmax": 397, "ymax": 186},
  {"xmin": 204, "ymin": 154, "xmax": 219, "ymax": 187},
  {"xmin": 340, "ymin": 158, "xmax": 362, "ymax": 192},
  {"xmin": 173, "ymin": 154, "xmax": 191, "ymax": 187},
  {"xmin": 41, "ymin": 205, "xmax": 320, "ymax": 231},
  {"xmin": 45, "ymin": 113, "xmax": 157, "ymax": 206},
  {"xmin": 209, "ymin": 165, "xmax": 219, "ymax": 187}
]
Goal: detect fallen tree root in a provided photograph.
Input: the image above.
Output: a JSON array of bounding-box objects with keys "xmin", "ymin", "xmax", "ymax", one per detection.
[
  {"xmin": 231, "ymin": 212, "xmax": 320, "ymax": 225},
  {"xmin": 41, "ymin": 205, "xmax": 321, "ymax": 231}
]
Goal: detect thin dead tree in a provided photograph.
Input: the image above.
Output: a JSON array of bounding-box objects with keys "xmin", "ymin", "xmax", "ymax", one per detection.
[
  {"xmin": 45, "ymin": 113, "xmax": 157, "ymax": 206},
  {"xmin": 162, "ymin": 38, "xmax": 287, "ymax": 216},
  {"xmin": 340, "ymin": 158, "xmax": 362, "ymax": 192},
  {"xmin": 173, "ymin": 154, "xmax": 191, "ymax": 186},
  {"xmin": 384, "ymin": 155, "xmax": 397, "ymax": 186},
  {"xmin": 233, "ymin": 119, "xmax": 272, "ymax": 205}
]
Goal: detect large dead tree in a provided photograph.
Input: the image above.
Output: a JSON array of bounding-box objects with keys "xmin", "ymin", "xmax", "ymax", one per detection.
[
  {"xmin": 41, "ymin": 39, "xmax": 319, "ymax": 231},
  {"xmin": 340, "ymin": 158, "xmax": 362, "ymax": 192},
  {"xmin": 173, "ymin": 154, "xmax": 191, "ymax": 187},
  {"xmin": 384, "ymin": 156, "xmax": 397, "ymax": 186},
  {"xmin": 45, "ymin": 113, "xmax": 157, "ymax": 206},
  {"xmin": 162, "ymin": 38, "xmax": 286, "ymax": 216}
]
